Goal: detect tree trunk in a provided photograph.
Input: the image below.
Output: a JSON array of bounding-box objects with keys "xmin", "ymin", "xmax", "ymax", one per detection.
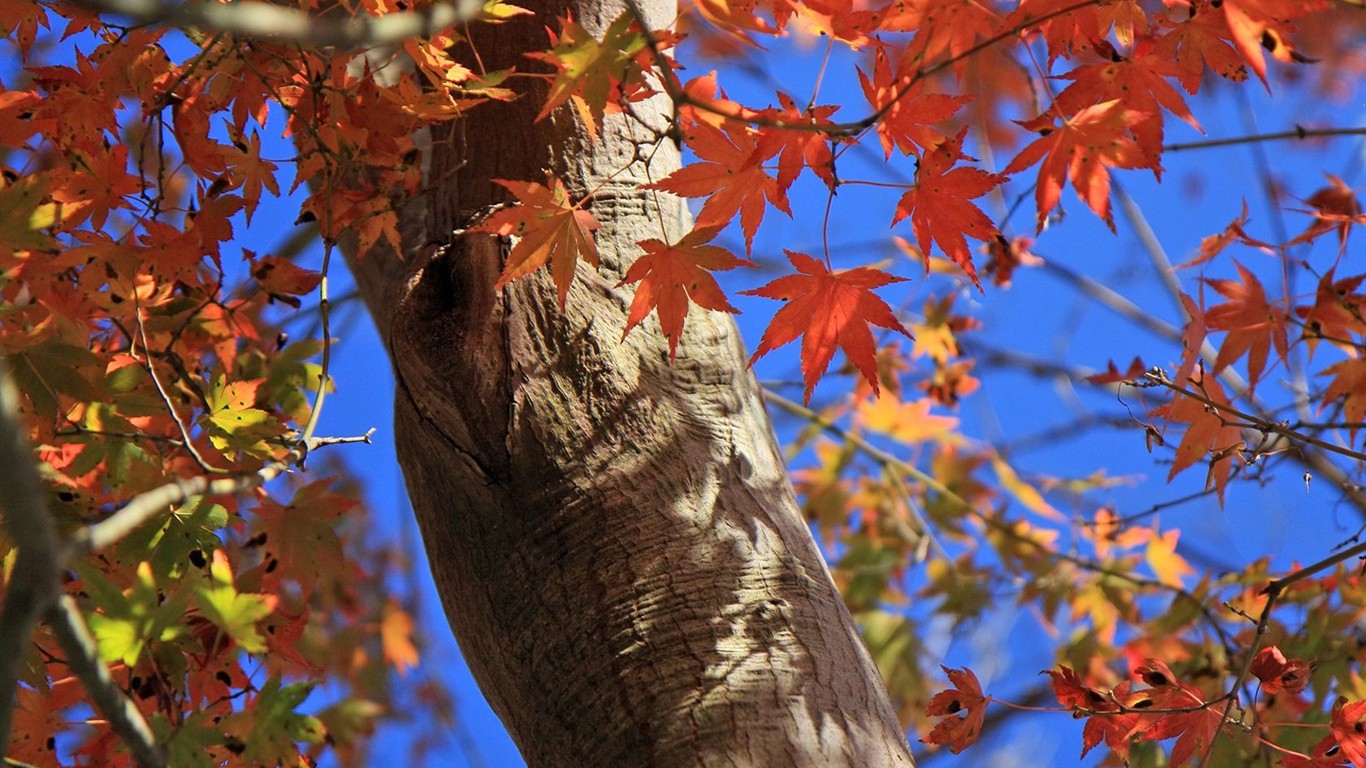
[{"xmin": 343, "ymin": 0, "xmax": 915, "ymax": 763}]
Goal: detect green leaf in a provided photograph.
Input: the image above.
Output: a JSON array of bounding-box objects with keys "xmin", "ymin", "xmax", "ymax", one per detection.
[
  {"xmin": 83, "ymin": 562, "xmax": 187, "ymax": 666},
  {"xmin": 194, "ymin": 550, "xmax": 277, "ymax": 654},
  {"xmin": 235, "ymin": 675, "xmax": 326, "ymax": 764},
  {"xmin": 119, "ymin": 497, "xmax": 228, "ymax": 580}
]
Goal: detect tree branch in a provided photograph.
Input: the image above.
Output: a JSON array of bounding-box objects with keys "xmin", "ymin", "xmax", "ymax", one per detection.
[
  {"xmin": 45, "ymin": 597, "xmax": 164, "ymax": 768},
  {"xmin": 0, "ymin": 360, "xmax": 61, "ymax": 760}
]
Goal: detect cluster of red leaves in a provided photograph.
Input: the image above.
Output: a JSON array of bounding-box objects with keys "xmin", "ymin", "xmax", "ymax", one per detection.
[
  {"xmin": 477, "ymin": 0, "xmax": 1345, "ymax": 405},
  {"xmin": 0, "ymin": 0, "xmax": 496, "ymax": 761}
]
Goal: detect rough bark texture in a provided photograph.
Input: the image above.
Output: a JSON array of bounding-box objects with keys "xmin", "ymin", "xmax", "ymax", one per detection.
[{"xmin": 344, "ymin": 0, "xmax": 916, "ymax": 764}]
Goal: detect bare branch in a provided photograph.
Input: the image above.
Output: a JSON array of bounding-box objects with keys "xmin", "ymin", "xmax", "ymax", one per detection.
[
  {"xmin": 62, "ymin": 0, "xmax": 482, "ymax": 48},
  {"xmin": 46, "ymin": 597, "xmax": 164, "ymax": 768}
]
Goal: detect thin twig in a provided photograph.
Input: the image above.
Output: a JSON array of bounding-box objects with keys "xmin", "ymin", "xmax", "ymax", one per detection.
[
  {"xmin": 1163, "ymin": 126, "xmax": 1366, "ymax": 153},
  {"xmin": 68, "ymin": 429, "xmax": 374, "ymax": 554},
  {"xmin": 133, "ymin": 309, "xmax": 223, "ymax": 475}
]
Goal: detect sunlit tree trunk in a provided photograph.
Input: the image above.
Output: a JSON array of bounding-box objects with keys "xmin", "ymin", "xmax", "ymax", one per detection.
[{"xmin": 343, "ymin": 0, "xmax": 914, "ymax": 763}]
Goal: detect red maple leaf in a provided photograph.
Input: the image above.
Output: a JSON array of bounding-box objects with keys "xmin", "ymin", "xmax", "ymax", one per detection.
[
  {"xmin": 922, "ymin": 665, "xmax": 990, "ymax": 754},
  {"xmin": 1006, "ymin": 99, "xmax": 1150, "ymax": 232},
  {"xmin": 1297, "ymin": 269, "xmax": 1366, "ymax": 359},
  {"xmin": 1326, "ymin": 698, "xmax": 1366, "ymax": 768},
  {"xmin": 742, "ymin": 251, "xmax": 912, "ymax": 403},
  {"xmin": 1132, "ymin": 659, "xmax": 1224, "ymax": 767},
  {"xmin": 1287, "ymin": 174, "xmax": 1365, "ymax": 254},
  {"xmin": 1155, "ymin": 3, "xmax": 1247, "ymax": 93},
  {"xmin": 1046, "ymin": 667, "xmax": 1145, "ymax": 759},
  {"xmin": 1201, "ymin": 261, "xmax": 1289, "ymax": 386},
  {"xmin": 892, "ymin": 128, "xmax": 1005, "ymax": 289},
  {"xmin": 474, "ymin": 178, "xmax": 601, "ymax": 308},
  {"xmin": 646, "ymin": 120, "xmax": 789, "ymax": 253},
  {"xmin": 857, "ymin": 45, "xmax": 971, "ymax": 158},
  {"xmin": 618, "ymin": 227, "xmax": 754, "ymax": 360},
  {"xmin": 1250, "ymin": 646, "xmax": 1310, "ymax": 695},
  {"xmin": 1048, "ymin": 40, "xmax": 1202, "ymax": 165},
  {"xmin": 757, "ymin": 91, "xmax": 839, "ymax": 192}
]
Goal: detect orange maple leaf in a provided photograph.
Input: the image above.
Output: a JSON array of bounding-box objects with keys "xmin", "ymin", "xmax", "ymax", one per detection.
[
  {"xmin": 1218, "ymin": 0, "xmax": 1325, "ymax": 85},
  {"xmin": 922, "ymin": 665, "xmax": 990, "ymax": 754},
  {"xmin": 528, "ymin": 12, "xmax": 666, "ymax": 137},
  {"xmin": 881, "ymin": 0, "xmax": 1001, "ymax": 63},
  {"xmin": 618, "ymin": 227, "xmax": 753, "ymax": 360},
  {"xmin": 1006, "ymin": 99, "xmax": 1150, "ymax": 232},
  {"xmin": 1201, "ymin": 261, "xmax": 1288, "ymax": 386},
  {"xmin": 474, "ymin": 178, "xmax": 601, "ymax": 308},
  {"xmin": 1320, "ymin": 357, "xmax": 1366, "ymax": 447},
  {"xmin": 646, "ymin": 120, "xmax": 789, "ymax": 253},
  {"xmin": 857, "ymin": 46, "xmax": 970, "ymax": 158},
  {"xmin": 892, "ymin": 129, "xmax": 1004, "ymax": 289},
  {"xmin": 1152, "ymin": 369, "xmax": 1245, "ymax": 503},
  {"xmin": 742, "ymin": 251, "xmax": 911, "ymax": 403}
]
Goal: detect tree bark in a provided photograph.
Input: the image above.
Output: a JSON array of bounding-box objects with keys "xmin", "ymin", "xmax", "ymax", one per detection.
[{"xmin": 344, "ymin": 0, "xmax": 915, "ymax": 763}]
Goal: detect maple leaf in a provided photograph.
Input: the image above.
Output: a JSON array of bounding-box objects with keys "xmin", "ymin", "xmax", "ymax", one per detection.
[
  {"xmin": 618, "ymin": 227, "xmax": 753, "ymax": 360},
  {"xmin": 856, "ymin": 396, "xmax": 958, "ymax": 444},
  {"xmin": 1155, "ymin": 1, "xmax": 1250, "ymax": 93},
  {"xmin": 892, "ymin": 129, "xmax": 1005, "ymax": 289},
  {"xmin": 1175, "ymin": 201, "xmax": 1274, "ymax": 271},
  {"xmin": 1045, "ymin": 665, "xmax": 1113, "ymax": 711},
  {"xmin": 1201, "ymin": 261, "xmax": 1288, "ymax": 386},
  {"xmin": 528, "ymin": 12, "xmax": 656, "ymax": 137},
  {"xmin": 1297, "ymin": 269, "xmax": 1366, "ymax": 359},
  {"xmin": 1152, "ymin": 368, "xmax": 1245, "ymax": 503},
  {"xmin": 1326, "ymin": 698, "xmax": 1366, "ymax": 768},
  {"xmin": 1048, "ymin": 41, "xmax": 1202, "ymax": 165},
  {"xmin": 742, "ymin": 251, "xmax": 912, "ymax": 403},
  {"xmin": 1250, "ymin": 646, "xmax": 1310, "ymax": 695},
  {"xmin": 922, "ymin": 666, "xmax": 990, "ymax": 754},
  {"xmin": 646, "ymin": 120, "xmax": 789, "ymax": 253},
  {"xmin": 222, "ymin": 129, "xmax": 280, "ymax": 224},
  {"xmin": 757, "ymin": 92, "xmax": 839, "ymax": 192},
  {"xmin": 1145, "ymin": 528, "xmax": 1194, "ymax": 587},
  {"xmin": 857, "ymin": 46, "xmax": 971, "ymax": 158},
  {"xmin": 1086, "ymin": 355, "xmax": 1146, "ymax": 385},
  {"xmin": 1319, "ymin": 358, "xmax": 1366, "ymax": 446},
  {"xmin": 1218, "ymin": 0, "xmax": 1325, "ymax": 86},
  {"xmin": 1287, "ymin": 174, "xmax": 1364, "ymax": 254},
  {"xmin": 793, "ymin": 0, "xmax": 882, "ymax": 44},
  {"xmin": 474, "ymin": 178, "xmax": 601, "ymax": 308},
  {"xmin": 382, "ymin": 599, "xmax": 421, "ymax": 676},
  {"xmin": 881, "ymin": 0, "xmax": 1001, "ymax": 63},
  {"xmin": 1131, "ymin": 659, "xmax": 1223, "ymax": 767},
  {"xmin": 1006, "ymin": 99, "xmax": 1150, "ymax": 232},
  {"xmin": 195, "ymin": 550, "xmax": 280, "ymax": 655}
]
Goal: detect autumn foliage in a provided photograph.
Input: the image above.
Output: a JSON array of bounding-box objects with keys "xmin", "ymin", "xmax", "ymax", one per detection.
[{"xmin": 2, "ymin": 0, "xmax": 1366, "ymax": 764}]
